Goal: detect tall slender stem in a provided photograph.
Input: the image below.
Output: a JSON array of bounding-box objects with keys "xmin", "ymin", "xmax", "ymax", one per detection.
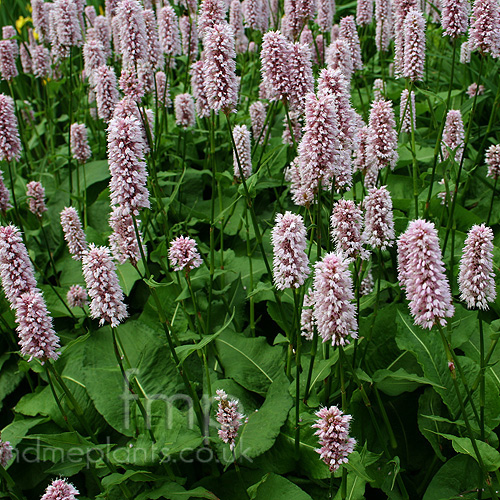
[
  {"xmin": 424, "ymin": 40, "xmax": 457, "ymax": 218},
  {"xmin": 437, "ymin": 324, "xmax": 497, "ymax": 500}
]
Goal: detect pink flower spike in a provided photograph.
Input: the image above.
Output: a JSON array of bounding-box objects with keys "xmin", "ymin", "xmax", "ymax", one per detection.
[
  {"xmin": 70, "ymin": 123, "xmax": 92, "ymax": 164},
  {"xmin": 403, "ymin": 8, "xmax": 426, "ymax": 82},
  {"xmin": 339, "ymin": 16, "xmax": 363, "ymax": 71},
  {"xmin": 109, "ymin": 206, "xmax": 144, "ymax": 266},
  {"xmin": 249, "ymin": 101, "xmax": 268, "ymax": 145},
  {"xmin": 215, "ymin": 389, "xmax": 245, "ymax": 450},
  {"xmin": 179, "ymin": 15, "xmax": 199, "ymax": 62},
  {"xmin": 26, "ymin": 181, "xmax": 47, "ymax": 217},
  {"xmin": 119, "ymin": 68, "xmax": 145, "ymax": 102},
  {"xmin": 32, "ymin": 44, "xmax": 51, "ymax": 79},
  {"xmin": 466, "ymin": 83, "xmax": 485, "ymax": 98},
  {"xmin": 169, "ymin": 236, "xmax": 202, "ymax": 272},
  {"xmin": 441, "ymin": 0, "xmax": 469, "ymax": 38},
  {"xmin": 155, "ymin": 71, "xmax": 171, "ymax": 107},
  {"xmin": 143, "ymin": 9, "xmax": 164, "ymax": 71},
  {"xmin": 0, "ymin": 439, "xmax": 13, "ymax": 467},
  {"xmin": 60, "ymin": 207, "xmax": 88, "ymax": 260},
  {"xmin": 232, "ymin": 124, "xmax": 252, "ymax": 180},
  {"xmin": 0, "ymin": 94, "xmax": 21, "ymax": 162},
  {"xmin": 486, "ymin": 144, "xmax": 500, "ymax": 180},
  {"xmin": 367, "ymin": 98, "xmax": 398, "ymax": 172},
  {"xmin": 312, "ymin": 252, "xmax": 358, "ymax": 346},
  {"xmin": 41, "ymin": 478, "xmax": 79, "ymax": 500},
  {"xmin": 94, "ymin": 65, "xmax": 119, "ymax": 123},
  {"xmin": 271, "ymin": 211, "xmax": 310, "ymax": 290},
  {"xmin": 198, "ymin": 0, "xmax": 227, "ymax": 38},
  {"xmin": 458, "ymin": 224, "xmax": 496, "ymax": 310},
  {"xmin": 107, "ymin": 114, "xmax": 150, "ymax": 215},
  {"xmin": 356, "ymin": 0, "xmax": 373, "ymax": 26},
  {"xmin": 0, "ymin": 171, "xmax": 11, "ymax": 213},
  {"xmin": 67, "ymin": 284, "xmax": 88, "ymax": 308},
  {"xmin": 190, "ymin": 61, "xmax": 210, "ymax": 119},
  {"xmin": 116, "ymin": 0, "xmax": 148, "ymax": 68},
  {"xmin": 469, "ymin": 0, "xmax": 500, "ymax": 58},
  {"xmin": 203, "ymin": 23, "xmax": 238, "ymax": 114},
  {"xmin": 330, "ymin": 199, "xmax": 368, "ymax": 260},
  {"xmin": 313, "ymin": 406, "xmax": 356, "ymax": 472},
  {"xmin": 174, "ymin": 93, "xmax": 196, "ymax": 128},
  {"xmin": 82, "ymin": 244, "xmax": 128, "ymax": 327},
  {"xmin": 362, "ymin": 185, "xmax": 395, "ymax": 250},
  {"xmin": 158, "ymin": 5, "xmax": 181, "ymax": 62},
  {"xmin": 397, "ymin": 219, "xmax": 454, "ymax": 329},
  {"xmin": 0, "ymin": 40, "xmax": 18, "ymax": 81},
  {"xmin": 441, "ymin": 109, "xmax": 464, "ymax": 163},
  {"xmin": 400, "ymin": 89, "xmax": 416, "ymax": 133},
  {"xmin": 0, "ymin": 225, "xmax": 37, "ymax": 308},
  {"xmin": 15, "ymin": 290, "xmax": 60, "ymax": 362}
]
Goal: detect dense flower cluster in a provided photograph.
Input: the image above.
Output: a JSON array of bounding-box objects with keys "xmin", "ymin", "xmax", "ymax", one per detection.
[
  {"xmin": 175, "ymin": 93, "xmax": 196, "ymax": 128},
  {"xmin": 60, "ymin": 207, "xmax": 88, "ymax": 260},
  {"xmin": 331, "ymin": 199, "xmax": 368, "ymax": 259},
  {"xmin": 458, "ymin": 224, "xmax": 496, "ymax": 309},
  {"xmin": 397, "ymin": 219, "xmax": 454, "ymax": 329},
  {"xmin": 0, "ymin": 94, "xmax": 21, "ymax": 162},
  {"xmin": 0, "ymin": 225, "xmax": 37, "ymax": 307},
  {"xmin": 202, "ymin": 23, "xmax": 238, "ymax": 114},
  {"xmin": 271, "ymin": 212, "xmax": 310, "ymax": 290},
  {"xmin": 363, "ymin": 186, "xmax": 395, "ymax": 250},
  {"xmin": 312, "ymin": 252, "xmax": 358, "ymax": 346},
  {"xmin": 214, "ymin": 389, "xmax": 245, "ymax": 450},
  {"xmin": 41, "ymin": 478, "xmax": 79, "ymax": 500},
  {"xmin": 442, "ymin": 109, "xmax": 464, "ymax": 163},
  {"xmin": 486, "ymin": 144, "xmax": 500, "ymax": 179},
  {"xmin": 107, "ymin": 114, "xmax": 150, "ymax": 214},
  {"xmin": 169, "ymin": 236, "xmax": 202, "ymax": 272},
  {"xmin": 70, "ymin": 123, "xmax": 92, "ymax": 163},
  {"xmin": 82, "ymin": 244, "xmax": 128, "ymax": 327},
  {"xmin": 67, "ymin": 285, "xmax": 89, "ymax": 308},
  {"xmin": 15, "ymin": 290, "xmax": 60, "ymax": 362},
  {"xmin": 232, "ymin": 124, "xmax": 252, "ymax": 180},
  {"xmin": 313, "ymin": 406, "xmax": 356, "ymax": 472},
  {"xmin": 26, "ymin": 181, "xmax": 47, "ymax": 217}
]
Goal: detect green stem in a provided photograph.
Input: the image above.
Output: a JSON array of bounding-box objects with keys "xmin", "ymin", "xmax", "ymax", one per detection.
[
  {"xmin": 0, "ymin": 464, "xmax": 26, "ymax": 500},
  {"xmin": 303, "ymin": 331, "xmax": 318, "ymax": 403},
  {"xmin": 130, "ymin": 214, "xmax": 206, "ymax": 433},
  {"xmin": 437, "ymin": 325, "xmax": 498, "ymax": 500},
  {"xmin": 424, "ymin": 40, "xmax": 456, "ymax": 218},
  {"xmin": 111, "ymin": 327, "xmax": 156, "ymax": 443},
  {"xmin": 479, "ymin": 315, "xmax": 485, "ymax": 442},
  {"xmin": 443, "ymin": 56, "xmax": 485, "ymax": 255},
  {"xmin": 294, "ymin": 288, "xmax": 302, "ymax": 460},
  {"xmin": 486, "ymin": 177, "xmax": 497, "ymax": 226}
]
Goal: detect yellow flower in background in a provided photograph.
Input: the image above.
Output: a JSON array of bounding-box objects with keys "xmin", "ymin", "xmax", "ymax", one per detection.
[
  {"xmin": 15, "ymin": 16, "xmax": 32, "ymax": 34},
  {"xmin": 99, "ymin": 5, "xmax": 104, "ymax": 15},
  {"xmin": 32, "ymin": 29, "xmax": 39, "ymax": 41},
  {"xmin": 27, "ymin": 3, "xmax": 32, "ymax": 13}
]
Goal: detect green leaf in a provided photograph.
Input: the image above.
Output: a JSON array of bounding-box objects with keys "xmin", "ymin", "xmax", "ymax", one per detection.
[
  {"xmin": 1, "ymin": 417, "xmax": 47, "ymax": 450},
  {"xmin": 395, "ymin": 309, "xmax": 459, "ymax": 416},
  {"xmin": 373, "ymin": 368, "xmax": 445, "ymax": 396},
  {"xmin": 233, "ymin": 372, "xmax": 293, "ymax": 460},
  {"xmin": 423, "ymin": 455, "xmax": 481, "ymax": 500},
  {"xmin": 436, "ymin": 433, "xmax": 500, "ymax": 471},
  {"xmin": 136, "ymin": 482, "xmax": 219, "ymax": 500},
  {"xmin": 83, "ymin": 320, "xmax": 180, "ymax": 435},
  {"xmin": 215, "ymin": 330, "xmax": 284, "ymax": 395},
  {"xmin": 248, "ymin": 473, "xmax": 312, "ymax": 500},
  {"xmin": 175, "ymin": 309, "xmax": 235, "ymax": 363},
  {"xmin": 418, "ymin": 388, "xmax": 448, "ymax": 462},
  {"xmin": 102, "ymin": 470, "xmax": 157, "ymax": 489},
  {"xmin": 78, "ymin": 160, "xmax": 110, "ymax": 188}
]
